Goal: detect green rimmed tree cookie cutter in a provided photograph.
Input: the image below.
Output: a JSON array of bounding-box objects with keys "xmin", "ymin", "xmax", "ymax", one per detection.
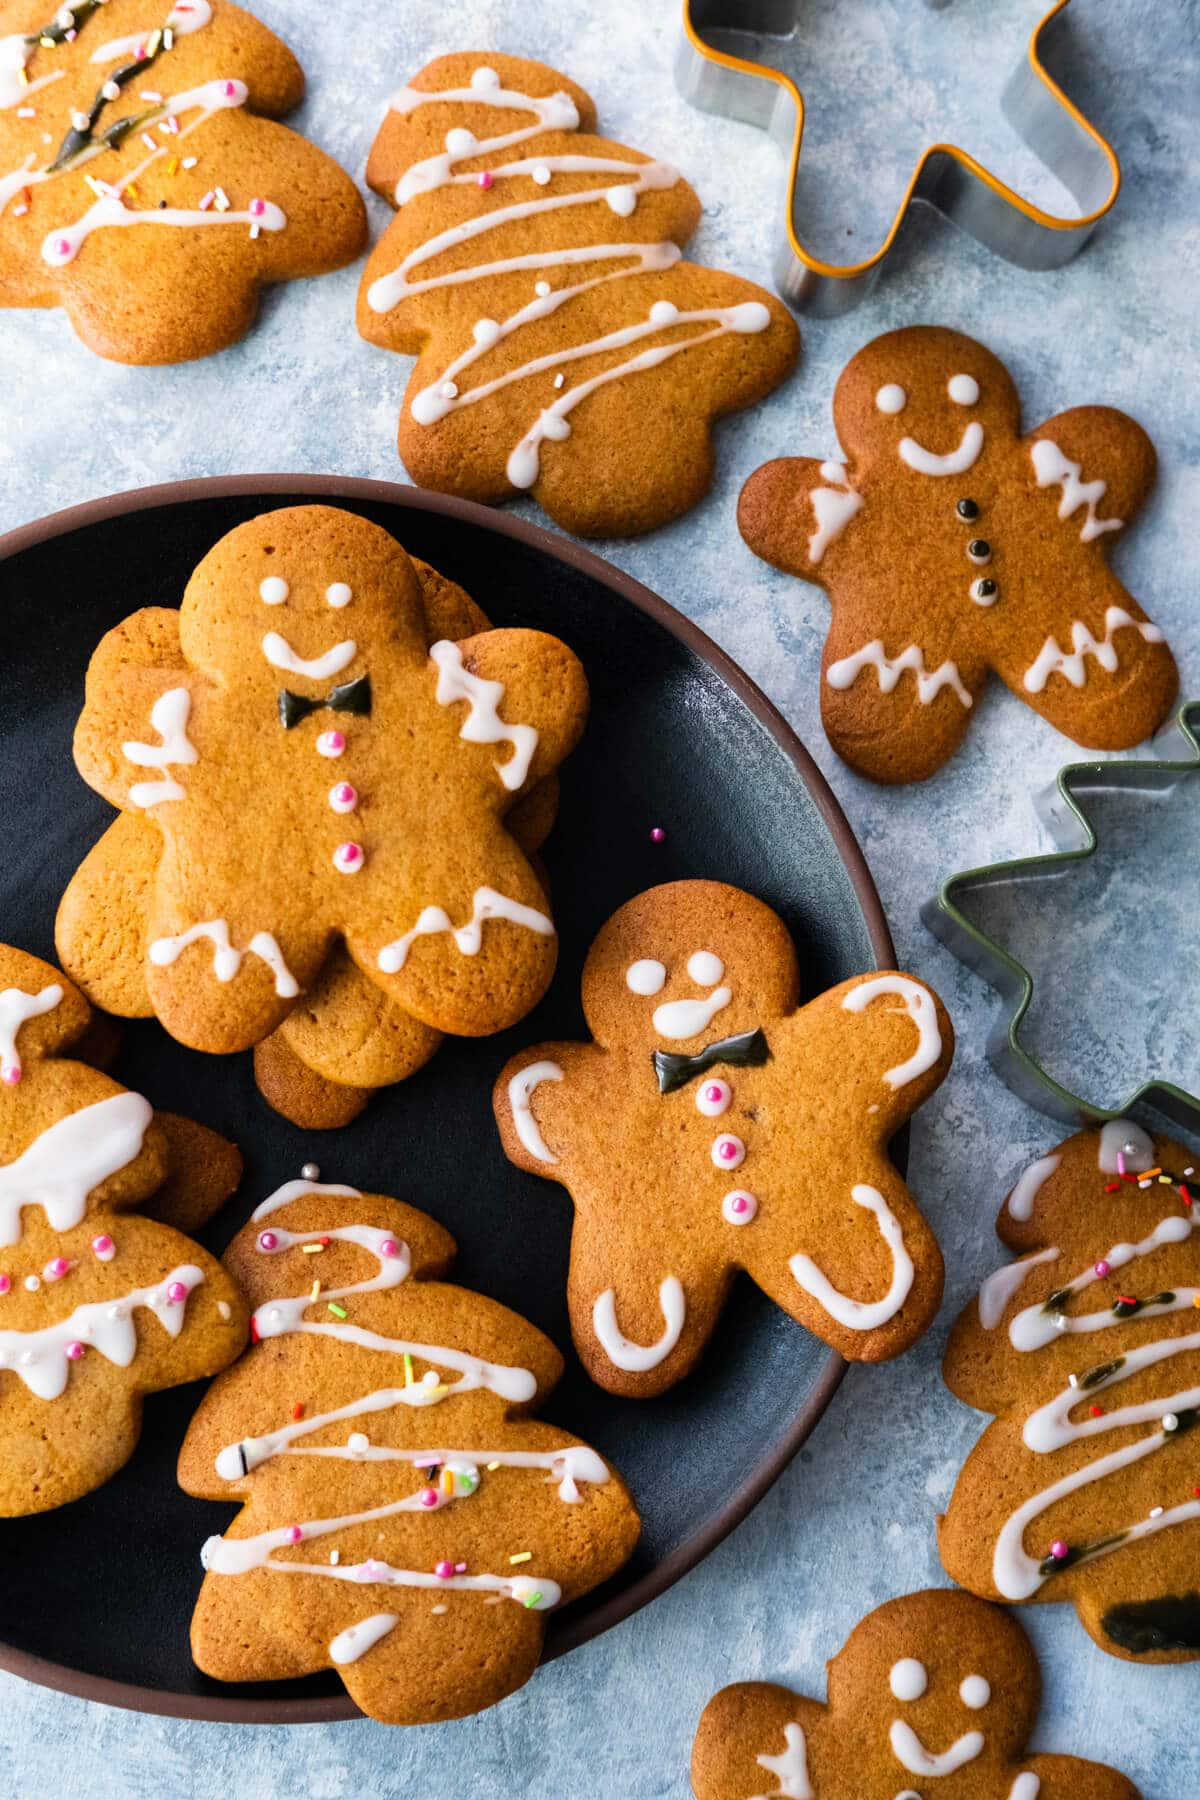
[{"xmin": 922, "ymin": 701, "xmax": 1200, "ymax": 1130}]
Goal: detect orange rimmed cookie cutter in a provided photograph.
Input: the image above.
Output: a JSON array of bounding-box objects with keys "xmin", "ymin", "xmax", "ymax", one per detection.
[{"xmin": 675, "ymin": 0, "xmax": 1121, "ymax": 315}]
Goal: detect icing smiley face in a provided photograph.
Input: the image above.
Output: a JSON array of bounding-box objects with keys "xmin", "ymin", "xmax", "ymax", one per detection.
[{"xmin": 862, "ymin": 337, "xmax": 1015, "ymax": 480}]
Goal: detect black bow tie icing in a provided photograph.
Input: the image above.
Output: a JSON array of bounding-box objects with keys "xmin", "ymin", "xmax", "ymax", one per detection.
[
  {"xmin": 278, "ymin": 675, "xmax": 372, "ymax": 729},
  {"xmin": 652, "ymin": 1028, "xmax": 771, "ymax": 1096}
]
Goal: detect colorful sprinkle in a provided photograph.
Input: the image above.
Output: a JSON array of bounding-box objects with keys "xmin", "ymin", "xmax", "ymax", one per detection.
[
  {"xmin": 65, "ymin": 1341, "xmax": 84, "ymax": 1361},
  {"xmin": 166, "ymin": 1280, "xmax": 188, "ymax": 1304},
  {"xmin": 1163, "ymin": 1413, "xmax": 1180, "ymax": 1432},
  {"xmin": 1089, "ymin": 1404, "xmax": 1103, "ymax": 1417},
  {"xmin": 91, "ymin": 1233, "xmax": 115, "ymax": 1261},
  {"xmin": 291, "ymin": 1402, "xmax": 305, "ymax": 1420},
  {"xmin": 508, "ymin": 1551, "xmax": 532, "ymax": 1565},
  {"xmin": 327, "ymin": 1301, "xmax": 347, "ymax": 1320},
  {"xmin": 285, "ymin": 1525, "xmax": 303, "ymax": 1543},
  {"xmin": 1049, "ymin": 1540, "xmax": 1069, "ymax": 1561},
  {"xmin": 522, "ymin": 1591, "xmax": 543, "ymax": 1608},
  {"xmin": 1094, "ymin": 1260, "xmax": 1111, "ymax": 1278},
  {"xmin": 44, "ymin": 1256, "xmax": 70, "ymax": 1281},
  {"xmin": 258, "ymin": 1230, "xmax": 278, "ymax": 1252},
  {"xmin": 650, "ymin": 826, "xmax": 666, "ymax": 844},
  {"xmin": 478, "ymin": 170, "xmax": 493, "ymax": 188},
  {"xmin": 380, "ymin": 1239, "xmax": 400, "ymax": 1259},
  {"xmin": 434, "ymin": 1559, "xmax": 455, "ymax": 1580},
  {"xmin": 0, "ymin": 1275, "xmax": 8, "ymax": 1296},
  {"xmin": 419, "ymin": 1487, "xmax": 438, "ymax": 1509},
  {"xmin": 332, "ymin": 841, "xmax": 364, "ymax": 874}
]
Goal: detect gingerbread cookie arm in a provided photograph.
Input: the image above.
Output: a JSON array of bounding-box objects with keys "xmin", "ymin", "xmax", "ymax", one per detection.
[
  {"xmin": 1021, "ymin": 1753, "xmax": 1141, "ymax": 1800},
  {"xmin": 1027, "ymin": 407, "xmax": 1157, "ymax": 544},
  {"xmin": 738, "ymin": 455, "xmax": 864, "ymax": 584},
  {"xmin": 71, "ymin": 608, "xmax": 199, "ymax": 812},
  {"xmin": 143, "ymin": 1113, "xmax": 243, "ymax": 1233},
  {"xmin": 429, "ymin": 628, "xmax": 588, "ymax": 797},
  {"xmin": 691, "ymin": 1682, "xmax": 824, "ymax": 1800},
  {"xmin": 493, "ymin": 1042, "xmax": 594, "ymax": 1180},
  {"xmin": 252, "ymin": 1037, "xmax": 371, "ymax": 1130},
  {"xmin": 55, "ymin": 814, "xmax": 156, "ymax": 1016}
]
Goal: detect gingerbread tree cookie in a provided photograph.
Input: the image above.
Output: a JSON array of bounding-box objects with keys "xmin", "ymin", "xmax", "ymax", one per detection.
[
  {"xmin": 692, "ymin": 1589, "xmax": 1140, "ymax": 1799},
  {"xmin": 0, "ymin": 943, "xmax": 247, "ymax": 1514},
  {"xmin": 739, "ymin": 326, "xmax": 1176, "ymax": 783},
  {"xmin": 0, "ymin": 0, "xmax": 366, "ymax": 362},
  {"xmin": 493, "ymin": 882, "xmax": 952, "ymax": 1397},
  {"xmin": 357, "ymin": 52, "xmax": 798, "ymax": 538},
  {"xmin": 940, "ymin": 1119, "xmax": 1200, "ymax": 1663},
  {"xmin": 55, "ymin": 504, "xmax": 588, "ymax": 1072},
  {"xmin": 180, "ymin": 1175, "xmax": 640, "ymax": 1724}
]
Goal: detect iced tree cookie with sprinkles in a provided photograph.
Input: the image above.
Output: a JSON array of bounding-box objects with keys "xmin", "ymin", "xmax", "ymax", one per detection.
[
  {"xmin": 0, "ymin": 0, "xmax": 365, "ymax": 362},
  {"xmin": 179, "ymin": 1173, "xmax": 639, "ymax": 1724},
  {"xmin": 738, "ymin": 325, "xmax": 1176, "ymax": 783},
  {"xmin": 493, "ymin": 881, "xmax": 952, "ymax": 1398},
  {"xmin": 356, "ymin": 52, "xmax": 798, "ymax": 537},
  {"xmin": 55, "ymin": 504, "xmax": 588, "ymax": 1080},
  {"xmin": 691, "ymin": 1588, "xmax": 1140, "ymax": 1799},
  {"xmin": 941, "ymin": 1119, "xmax": 1200, "ymax": 1663},
  {"xmin": 0, "ymin": 941, "xmax": 247, "ymax": 1514}
]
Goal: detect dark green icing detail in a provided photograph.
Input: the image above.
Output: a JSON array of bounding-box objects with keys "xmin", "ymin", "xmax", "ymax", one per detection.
[
  {"xmin": 1043, "ymin": 1286, "xmax": 1074, "ymax": 1315},
  {"xmin": 48, "ymin": 16, "xmax": 174, "ymax": 173},
  {"xmin": 24, "ymin": 0, "xmax": 106, "ymax": 50},
  {"xmin": 652, "ymin": 1028, "xmax": 771, "ymax": 1096},
  {"xmin": 1102, "ymin": 1594, "xmax": 1200, "ymax": 1655},
  {"xmin": 1080, "ymin": 1356, "xmax": 1125, "ymax": 1389},
  {"xmin": 1038, "ymin": 1529, "xmax": 1128, "ymax": 1578},
  {"xmin": 278, "ymin": 676, "xmax": 372, "ymax": 729}
]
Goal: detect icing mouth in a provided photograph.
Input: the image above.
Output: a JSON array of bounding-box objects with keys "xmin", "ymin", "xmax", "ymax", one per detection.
[
  {"xmin": 261, "ymin": 633, "xmax": 357, "ymax": 680},
  {"xmin": 888, "ymin": 1719, "xmax": 985, "ymax": 1776},
  {"xmin": 898, "ymin": 420, "xmax": 984, "ymax": 476}
]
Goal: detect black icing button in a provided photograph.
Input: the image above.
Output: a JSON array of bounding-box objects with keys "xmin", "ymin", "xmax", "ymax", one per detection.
[
  {"xmin": 955, "ymin": 498, "xmax": 979, "ymax": 521},
  {"xmin": 971, "ymin": 577, "xmax": 998, "ymax": 604},
  {"xmin": 967, "ymin": 538, "xmax": 992, "ymax": 564}
]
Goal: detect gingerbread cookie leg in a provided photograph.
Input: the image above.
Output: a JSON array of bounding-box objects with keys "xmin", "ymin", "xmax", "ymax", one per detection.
[
  {"xmin": 253, "ymin": 1036, "xmax": 371, "ymax": 1131},
  {"xmin": 56, "ymin": 814, "xmax": 155, "ymax": 1017}
]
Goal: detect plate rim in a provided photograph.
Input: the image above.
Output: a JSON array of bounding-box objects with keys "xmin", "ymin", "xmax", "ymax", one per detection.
[{"xmin": 0, "ymin": 474, "xmax": 893, "ymax": 1725}]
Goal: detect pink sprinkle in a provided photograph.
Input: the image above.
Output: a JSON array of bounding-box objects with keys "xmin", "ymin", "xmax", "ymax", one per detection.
[
  {"xmin": 434, "ymin": 1559, "xmax": 455, "ymax": 1580},
  {"xmin": 1, "ymin": 1064, "xmax": 20, "ymax": 1085},
  {"xmin": 285, "ymin": 1525, "xmax": 303, "ymax": 1544},
  {"xmin": 0, "ymin": 1275, "xmax": 10, "ymax": 1296},
  {"xmin": 198, "ymin": 190, "xmax": 214, "ymax": 211},
  {"xmin": 166, "ymin": 1280, "xmax": 188, "ymax": 1304},
  {"xmin": 1050, "ymin": 1540, "xmax": 1069, "ymax": 1560},
  {"xmin": 45, "ymin": 1257, "xmax": 70, "ymax": 1281},
  {"xmin": 380, "ymin": 1239, "xmax": 400, "ymax": 1259},
  {"xmin": 223, "ymin": 80, "xmax": 236, "ymax": 97},
  {"xmin": 91, "ymin": 1233, "xmax": 114, "ymax": 1261},
  {"xmin": 419, "ymin": 1487, "xmax": 439, "ymax": 1509},
  {"xmin": 455, "ymin": 1561, "xmax": 467, "ymax": 1573},
  {"xmin": 64, "ymin": 27, "xmax": 76, "ymax": 40},
  {"xmin": 650, "ymin": 827, "xmax": 666, "ymax": 844},
  {"xmin": 718, "ymin": 1140, "xmax": 738, "ymax": 1161},
  {"xmin": 66, "ymin": 1341, "xmax": 85, "ymax": 1361},
  {"xmin": 317, "ymin": 729, "xmax": 346, "ymax": 757},
  {"xmin": 1117, "ymin": 1151, "xmax": 1127, "ymax": 1176},
  {"xmin": 478, "ymin": 171, "xmax": 493, "ymax": 189},
  {"xmin": 56, "ymin": 238, "xmax": 70, "ymax": 256},
  {"xmin": 258, "ymin": 1230, "xmax": 278, "ymax": 1252},
  {"xmin": 249, "ymin": 196, "xmax": 266, "ymax": 216},
  {"xmin": 333, "ymin": 841, "xmax": 364, "ymax": 873},
  {"xmin": 1094, "ymin": 1260, "xmax": 1111, "ymax": 1278},
  {"xmin": 732, "ymin": 1196, "xmax": 748, "ymax": 1214},
  {"xmin": 704, "ymin": 1084, "xmax": 723, "ymax": 1103}
]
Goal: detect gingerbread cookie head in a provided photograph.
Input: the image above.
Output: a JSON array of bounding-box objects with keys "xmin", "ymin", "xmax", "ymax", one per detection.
[
  {"xmin": 180, "ymin": 1176, "xmax": 640, "ymax": 1724},
  {"xmin": 0, "ymin": 0, "xmax": 366, "ymax": 362},
  {"xmin": 495, "ymin": 881, "xmax": 952, "ymax": 1397},
  {"xmin": 739, "ymin": 325, "xmax": 1175, "ymax": 783},
  {"xmin": 0, "ymin": 944, "xmax": 247, "ymax": 1514},
  {"xmin": 356, "ymin": 52, "xmax": 798, "ymax": 538},
  {"xmin": 941, "ymin": 1119, "xmax": 1200, "ymax": 1663},
  {"xmin": 58, "ymin": 505, "xmax": 589, "ymax": 1059},
  {"xmin": 692, "ymin": 1588, "xmax": 1140, "ymax": 1799}
]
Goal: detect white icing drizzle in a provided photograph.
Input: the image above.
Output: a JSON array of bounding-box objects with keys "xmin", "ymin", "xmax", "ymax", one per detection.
[
  {"xmin": 252, "ymin": 1177, "xmax": 363, "ymax": 1222},
  {"xmin": 826, "ymin": 640, "xmax": 972, "ymax": 709},
  {"xmin": 1031, "ymin": 438, "xmax": 1122, "ymax": 542},
  {"xmin": 978, "ymin": 1246, "xmax": 1060, "ymax": 1330},
  {"xmin": 1007, "ymin": 1152, "xmax": 1063, "ymax": 1222},
  {"xmin": 0, "ymin": 983, "xmax": 62, "ymax": 1083},
  {"xmin": 507, "ymin": 1060, "xmax": 563, "ymax": 1165},
  {"xmin": 898, "ymin": 421, "xmax": 984, "ymax": 476},
  {"xmin": 367, "ymin": 67, "xmax": 772, "ymax": 489},
  {"xmin": 1009, "ymin": 1216, "xmax": 1194, "ymax": 1353},
  {"xmin": 377, "ymin": 886, "xmax": 553, "ymax": 975},
  {"xmin": 0, "ymin": 33, "xmax": 63, "ymax": 110},
  {"xmin": 429, "ymin": 640, "xmax": 538, "ymax": 792},
  {"xmin": 888, "ymin": 1657, "xmax": 927, "ymax": 1700},
  {"xmin": 123, "ymin": 687, "xmax": 197, "ymax": 809},
  {"xmin": 88, "ymin": 2, "xmax": 213, "ymax": 64},
  {"xmin": 752, "ymin": 1722, "xmax": 813, "ymax": 1800},
  {"xmin": 652, "ymin": 986, "xmax": 731, "ymax": 1041},
  {"xmin": 889, "ymin": 1720, "xmax": 984, "ymax": 1776},
  {"xmin": 329, "ymin": 1612, "xmax": 398, "ymax": 1665},
  {"xmin": 592, "ymin": 1276, "xmax": 685, "ymax": 1371},
  {"xmin": 0, "ymin": 1261, "xmax": 203, "ymax": 1398},
  {"xmin": 148, "ymin": 922, "xmax": 299, "ymax": 998},
  {"xmin": 40, "ymin": 80, "xmax": 286, "ymax": 264},
  {"xmin": 261, "ymin": 632, "xmax": 356, "ymax": 681},
  {"xmin": 842, "ymin": 975, "xmax": 942, "ymax": 1089},
  {"xmin": 0, "ymin": 1090, "xmax": 151, "ymax": 1247},
  {"xmin": 788, "ymin": 1185, "xmax": 914, "ymax": 1331},
  {"xmin": 1022, "ymin": 606, "xmax": 1164, "ymax": 694},
  {"xmin": 1097, "ymin": 1118, "xmax": 1154, "ymax": 1174},
  {"xmin": 1008, "ymin": 1778, "xmax": 1041, "ymax": 1800},
  {"xmin": 625, "ymin": 958, "xmax": 666, "ymax": 996},
  {"xmin": 807, "ymin": 465, "xmax": 863, "ymax": 564}
]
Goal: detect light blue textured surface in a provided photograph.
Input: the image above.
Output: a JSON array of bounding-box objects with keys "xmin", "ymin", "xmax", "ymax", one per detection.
[{"xmin": 1, "ymin": 1, "xmax": 1198, "ymax": 1794}]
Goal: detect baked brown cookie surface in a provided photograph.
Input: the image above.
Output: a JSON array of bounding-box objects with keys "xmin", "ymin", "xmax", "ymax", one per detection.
[
  {"xmin": 357, "ymin": 52, "xmax": 799, "ymax": 537},
  {"xmin": 692, "ymin": 1588, "xmax": 1140, "ymax": 1799},
  {"xmin": 940, "ymin": 1120, "xmax": 1200, "ymax": 1663},
  {"xmin": 0, "ymin": 0, "xmax": 366, "ymax": 362},
  {"xmin": 0, "ymin": 943, "xmax": 247, "ymax": 1514},
  {"xmin": 739, "ymin": 326, "xmax": 1176, "ymax": 783},
  {"xmin": 55, "ymin": 505, "xmax": 588, "ymax": 1090},
  {"xmin": 493, "ymin": 881, "xmax": 952, "ymax": 1397},
  {"xmin": 180, "ymin": 1176, "xmax": 640, "ymax": 1724}
]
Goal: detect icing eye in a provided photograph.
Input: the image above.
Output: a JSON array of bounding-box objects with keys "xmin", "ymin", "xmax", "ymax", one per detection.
[
  {"xmin": 326, "ymin": 583, "xmax": 353, "ymax": 609},
  {"xmin": 889, "ymin": 1658, "xmax": 927, "ymax": 1701},
  {"xmin": 875, "ymin": 383, "xmax": 907, "ymax": 415},
  {"xmin": 948, "ymin": 373, "xmax": 980, "ymax": 405},
  {"xmin": 259, "ymin": 577, "xmax": 289, "ymax": 605},
  {"xmin": 970, "ymin": 577, "xmax": 998, "ymax": 605},
  {"xmin": 966, "ymin": 539, "xmax": 992, "ymax": 565},
  {"xmin": 687, "ymin": 950, "xmax": 724, "ymax": 986},
  {"xmin": 955, "ymin": 498, "xmax": 979, "ymax": 522},
  {"xmin": 959, "ymin": 1674, "xmax": 990, "ymax": 1709},
  {"xmin": 626, "ymin": 959, "xmax": 666, "ymax": 997}
]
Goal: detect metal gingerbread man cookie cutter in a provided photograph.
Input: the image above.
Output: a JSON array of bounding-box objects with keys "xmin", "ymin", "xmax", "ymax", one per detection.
[
  {"xmin": 922, "ymin": 701, "xmax": 1200, "ymax": 1130},
  {"xmin": 675, "ymin": 0, "xmax": 1120, "ymax": 314}
]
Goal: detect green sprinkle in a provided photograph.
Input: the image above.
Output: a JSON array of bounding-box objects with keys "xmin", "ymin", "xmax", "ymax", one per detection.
[
  {"xmin": 522, "ymin": 1591, "xmax": 542, "ymax": 1609},
  {"xmin": 327, "ymin": 1301, "xmax": 348, "ymax": 1320}
]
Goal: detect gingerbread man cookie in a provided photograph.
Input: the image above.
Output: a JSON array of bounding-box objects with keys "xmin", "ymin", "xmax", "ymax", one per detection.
[
  {"xmin": 357, "ymin": 52, "xmax": 798, "ymax": 537},
  {"xmin": 493, "ymin": 882, "xmax": 952, "ymax": 1397},
  {"xmin": 180, "ymin": 1175, "xmax": 639, "ymax": 1724},
  {"xmin": 0, "ymin": 0, "xmax": 366, "ymax": 362},
  {"xmin": 691, "ymin": 1588, "xmax": 1140, "ymax": 1799},
  {"xmin": 940, "ymin": 1119, "xmax": 1200, "ymax": 1663},
  {"xmin": 739, "ymin": 326, "xmax": 1176, "ymax": 783},
  {"xmin": 55, "ymin": 505, "xmax": 588, "ymax": 1075},
  {"xmin": 0, "ymin": 942, "xmax": 247, "ymax": 1514}
]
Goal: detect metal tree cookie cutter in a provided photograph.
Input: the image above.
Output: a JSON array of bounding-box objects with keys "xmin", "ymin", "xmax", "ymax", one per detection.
[
  {"xmin": 922, "ymin": 702, "xmax": 1200, "ymax": 1131},
  {"xmin": 675, "ymin": 0, "xmax": 1120, "ymax": 314}
]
